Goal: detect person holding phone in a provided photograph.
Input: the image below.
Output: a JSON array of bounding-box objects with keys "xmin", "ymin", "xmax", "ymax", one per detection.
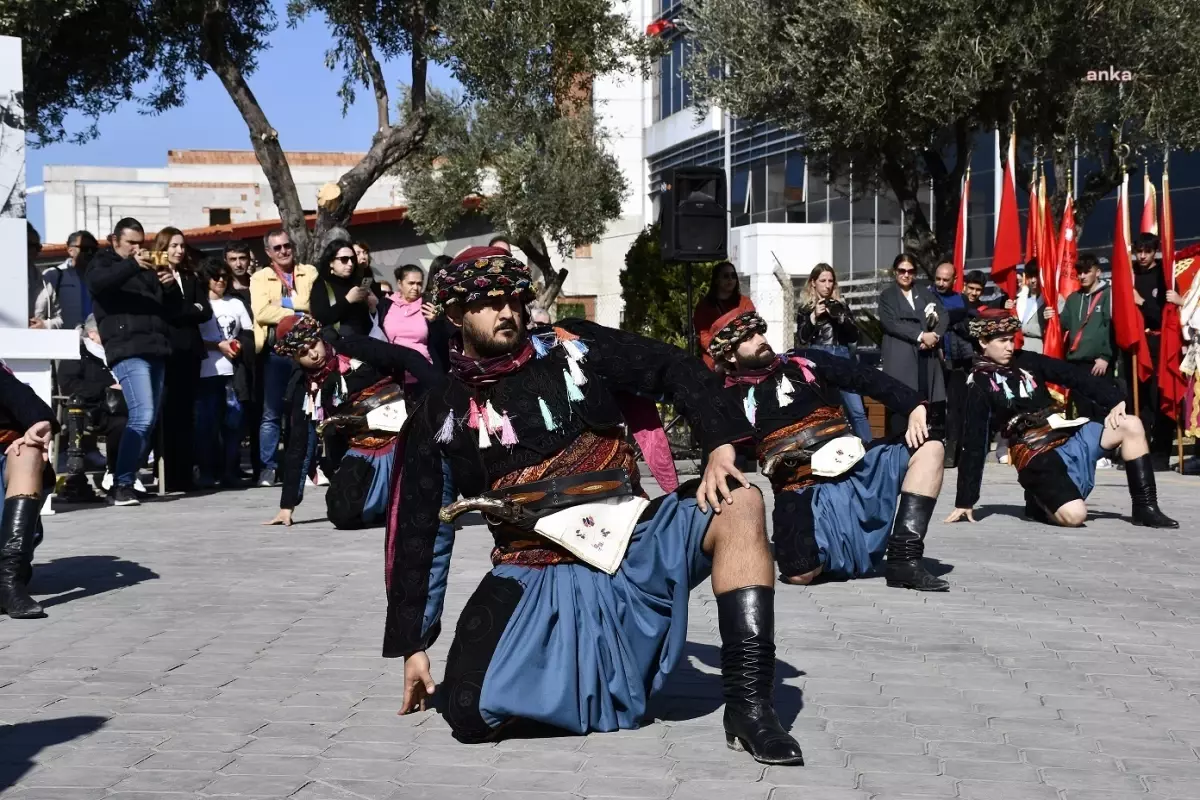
[
  {"xmin": 311, "ymin": 239, "xmax": 375, "ymax": 337},
  {"xmin": 85, "ymin": 217, "xmax": 186, "ymax": 506}
]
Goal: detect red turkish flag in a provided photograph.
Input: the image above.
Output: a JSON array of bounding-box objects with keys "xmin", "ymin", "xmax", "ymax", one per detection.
[
  {"xmin": 1111, "ymin": 176, "xmax": 1154, "ymax": 383},
  {"xmin": 1038, "ymin": 179, "xmax": 1064, "ymax": 360},
  {"xmin": 1056, "ymin": 195, "xmax": 1080, "ymax": 300},
  {"xmin": 953, "ymin": 171, "xmax": 970, "ymax": 292},
  {"xmin": 1158, "ymin": 169, "xmax": 1187, "ymax": 418},
  {"xmin": 992, "ymin": 131, "xmax": 1022, "ymax": 304},
  {"xmin": 1026, "ymin": 182, "xmax": 1039, "ymax": 265}
]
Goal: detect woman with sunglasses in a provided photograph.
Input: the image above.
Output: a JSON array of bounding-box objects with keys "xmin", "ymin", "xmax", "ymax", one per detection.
[
  {"xmin": 311, "ymin": 239, "xmax": 376, "ymax": 338},
  {"xmin": 195, "ymin": 258, "xmax": 253, "ymax": 488},
  {"xmin": 693, "ymin": 261, "xmax": 755, "ymax": 370},
  {"xmin": 878, "ymin": 254, "xmax": 948, "ymax": 436}
]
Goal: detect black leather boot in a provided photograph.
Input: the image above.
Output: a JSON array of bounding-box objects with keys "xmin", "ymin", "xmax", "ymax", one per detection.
[
  {"xmin": 0, "ymin": 496, "xmax": 46, "ymax": 619},
  {"xmin": 717, "ymin": 586, "xmax": 804, "ymax": 766},
  {"xmin": 1125, "ymin": 455, "xmax": 1179, "ymax": 528},
  {"xmin": 884, "ymin": 493, "xmax": 949, "ymax": 591}
]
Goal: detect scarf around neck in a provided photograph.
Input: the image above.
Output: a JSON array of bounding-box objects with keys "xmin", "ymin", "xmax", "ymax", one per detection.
[
  {"xmin": 723, "ymin": 356, "xmax": 785, "ymax": 387},
  {"xmin": 449, "ymin": 338, "xmax": 536, "ymax": 387}
]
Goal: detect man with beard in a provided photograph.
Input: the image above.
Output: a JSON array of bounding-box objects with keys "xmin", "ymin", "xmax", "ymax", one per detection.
[
  {"xmin": 933, "ymin": 262, "xmax": 974, "ymax": 467},
  {"xmin": 946, "ymin": 309, "xmax": 1177, "ymax": 529},
  {"xmin": 709, "ymin": 310, "xmax": 949, "ymax": 592},
  {"xmin": 389, "ymin": 247, "xmax": 804, "ymax": 766}
]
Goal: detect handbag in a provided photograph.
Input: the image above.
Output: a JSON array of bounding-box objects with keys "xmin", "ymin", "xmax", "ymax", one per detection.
[{"xmin": 103, "ymin": 387, "xmax": 127, "ymax": 417}]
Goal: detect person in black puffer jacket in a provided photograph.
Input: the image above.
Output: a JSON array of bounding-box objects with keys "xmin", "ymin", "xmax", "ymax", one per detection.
[
  {"xmin": 85, "ymin": 217, "xmax": 185, "ymax": 507},
  {"xmin": 151, "ymin": 227, "xmax": 213, "ymax": 492}
]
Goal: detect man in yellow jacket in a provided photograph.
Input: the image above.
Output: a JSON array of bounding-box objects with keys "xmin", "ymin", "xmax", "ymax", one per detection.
[{"xmin": 251, "ymin": 229, "xmax": 317, "ymax": 487}]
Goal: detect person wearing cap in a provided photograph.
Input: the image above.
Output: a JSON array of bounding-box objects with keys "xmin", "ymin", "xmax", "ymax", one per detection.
[
  {"xmin": 709, "ymin": 309, "xmax": 949, "ymax": 593},
  {"xmin": 390, "ymin": 246, "xmax": 804, "ymax": 766},
  {"xmin": 261, "ymin": 315, "xmax": 441, "ymax": 531},
  {"xmin": 946, "ymin": 308, "xmax": 1177, "ymax": 529}
]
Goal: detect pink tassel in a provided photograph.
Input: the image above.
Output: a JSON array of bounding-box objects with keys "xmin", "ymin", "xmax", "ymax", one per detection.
[
  {"xmin": 797, "ymin": 359, "xmax": 816, "ymax": 384},
  {"xmin": 467, "ymin": 398, "xmax": 482, "ymax": 430},
  {"xmin": 434, "ymin": 412, "xmax": 455, "ymax": 444},
  {"xmin": 499, "ymin": 413, "xmax": 519, "ymax": 446}
]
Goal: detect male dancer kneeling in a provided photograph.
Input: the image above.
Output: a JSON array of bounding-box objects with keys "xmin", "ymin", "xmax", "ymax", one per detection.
[
  {"xmin": 389, "ymin": 247, "xmax": 803, "ymax": 765},
  {"xmin": 947, "ymin": 308, "xmax": 1177, "ymax": 528},
  {"xmin": 0, "ymin": 362, "xmax": 57, "ymax": 619},
  {"xmin": 709, "ymin": 310, "xmax": 949, "ymax": 592}
]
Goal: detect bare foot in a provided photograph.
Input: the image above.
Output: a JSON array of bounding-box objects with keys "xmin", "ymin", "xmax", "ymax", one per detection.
[{"xmin": 781, "ymin": 566, "xmax": 823, "ymax": 585}]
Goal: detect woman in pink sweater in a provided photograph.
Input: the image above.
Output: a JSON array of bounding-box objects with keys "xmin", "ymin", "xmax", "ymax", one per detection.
[{"xmin": 382, "ymin": 265, "xmax": 434, "ymax": 383}]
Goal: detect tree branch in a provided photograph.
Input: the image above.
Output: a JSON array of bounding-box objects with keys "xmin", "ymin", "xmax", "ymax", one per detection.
[
  {"xmin": 348, "ymin": 18, "xmax": 390, "ymax": 132},
  {"xmin": 200, "ymin": 0, "xmax": 309, "ymax": 258}
]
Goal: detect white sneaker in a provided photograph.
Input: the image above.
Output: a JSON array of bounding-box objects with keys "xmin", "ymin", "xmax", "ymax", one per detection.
[
  {"xmin": 103, "ymin": 473, "xmax": 146, "ymax": 492},
  {"xmin": 315, "ymin": 467, "xmax": 329, "ymax": 487},
  {"xmin": 1096, "ymin": 458, "xmax": 1115, "ymax": 469}
]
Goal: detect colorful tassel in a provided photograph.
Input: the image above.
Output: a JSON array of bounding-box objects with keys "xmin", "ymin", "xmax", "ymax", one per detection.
[
  {"xmin": 561, "ymin": 338, "xmax": 589, "ymax": 361},
  {"xmin": 553, "ymin": 326, "xmax": 580, "ymax": 341},
  {"xmin": 499, "ymin": 413, "xmax": 519, "ymax": 446},
  {"xmin": 434, "ymin": 411, "xmax": 455, "ymax": 443},
  {"xmin": 1000, "ymin": 377, "xmax": 1014, "ymax": 401},
  {"xmin": 567, "ymin": 357, "xmax": 588, "ymax": 387},
  {"xmin": 564, "ymin": 370, "xmax": 585, "ymax": 401},
  {"xmin": 477, "ymin": 419, "xmax": 492, "ymax": 449},
  {"xmin": 1018, "ymin": 379, "xmax": 1029, "ymax": 399},
  {"xmin": 776, "ymin": 374, "xmax": 795, "ymax": 407},
  {"xmin": 538, "ymin": 397, "xmax": 558, "ymax": 430},
  {"xmin": 531, "ymin": 333, "xmax": 553, "ymax": 358},
  {"xmin": 485, "ymin": 400, "xmax": 504, "ymax": 432},
  {"xmin": 467, "ymin": 398, "xmax": 482, "ymax": 430},
  {"xmin": 744, "ymin": 387, "xmax": 757, "ymax": 425},
  {"xmin": 795, "ymin": 358, "xmax": 816, "ymax": 384}
]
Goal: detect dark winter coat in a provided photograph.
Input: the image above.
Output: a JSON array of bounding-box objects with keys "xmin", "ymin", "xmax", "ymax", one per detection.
[{"xmin": 85, "ymin": 248, "xmax": 186, "ymax": 367}]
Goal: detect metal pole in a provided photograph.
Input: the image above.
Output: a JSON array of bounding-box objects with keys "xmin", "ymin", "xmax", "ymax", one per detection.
[
  {"xmin": 874, "ymin": 190, "xmax": 880, "ymax": 278},
  {"xmin": 848, "ymin": 162, "xmax": 854, "ymax": 280},
  {"xmin": 686, "ymin": 263, "xmax": 695, "ymax": 357}
]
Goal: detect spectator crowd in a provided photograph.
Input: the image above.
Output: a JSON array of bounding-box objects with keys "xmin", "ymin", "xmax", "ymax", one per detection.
[{"xmin": 23, "ymin": 219, "xmax": 546, "ymax": 509}]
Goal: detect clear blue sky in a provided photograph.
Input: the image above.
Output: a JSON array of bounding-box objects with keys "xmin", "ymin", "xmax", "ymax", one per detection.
[{"xmin": 26, "ymin": 1, "xmax": 455, "ymax": 239}]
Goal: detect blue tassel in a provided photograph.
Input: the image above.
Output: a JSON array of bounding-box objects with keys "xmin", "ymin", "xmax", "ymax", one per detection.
[
  {"xmin": 531, "ymin": 333, "xmax": 553, "ymax": 358},
  {"xmin": 538, "ymin": 397, "xmax": 558, "ymax": 430},
  {"xmin": 562, "ymin": 338, "xmax": 589, "ymax": 360},
  {"xmin": 564, "ymin": 370, "xmax": 584, "ymax": 402},
  {"xmin": 744, "ymin": 387, "xmax": 757, "ymax": 425}
]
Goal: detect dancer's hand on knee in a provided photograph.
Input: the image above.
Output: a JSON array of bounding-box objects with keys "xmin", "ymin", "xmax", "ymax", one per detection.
[
  {"xmin": 7, "ymin": 421, "xmax": 52, "ymax": 460},
  {"xmin": 1104, "ymin": 401, "xmax": 1127, "ymax": 430},
  {"xmin": 698, "ymin": 444, "xmax": 748, "ymax": 514},
  {"xmin": 263, "ymin": 509, "xmax": 293, "ymax": 526},
  {"xmin": 944, "ymin": 507, "xmax": 976, "ymax": 523},
  {"xmin": 905, "ymin": 405, "xmax": 930, "ymax": 449},
  {"xmin": 399, "ymin": 651, "xmax": 436, "ymax": 714}
]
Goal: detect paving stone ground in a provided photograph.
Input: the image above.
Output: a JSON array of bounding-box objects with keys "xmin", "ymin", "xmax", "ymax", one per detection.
[{"xmin": 1, "ymin": 463, "xmax": 1198, "ymax": 799}]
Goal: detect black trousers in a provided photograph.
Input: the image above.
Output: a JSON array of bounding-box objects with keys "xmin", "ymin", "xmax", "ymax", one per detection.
[
  {"xmin": 942, "ymin": 363, "xmax": 970, "ymax": 467},
  {"xmin": 95, "ymin": 411, "xmax": 126, "ymax": 476},
  {"xmin": 162, "ymin": 354, "xmax": 201, "ymax": 491}
]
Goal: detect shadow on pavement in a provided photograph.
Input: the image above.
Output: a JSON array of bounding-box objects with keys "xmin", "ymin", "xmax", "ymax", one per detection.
[
  {"xmin": 0, "ymin": 715, "xmax": 107, "ymax": 790},
  {"xmin": 977, "ymin": 504, "xmax": 1125, "ymax": 524},
  {"xmin": 30, "ymin": 555, "xmax": 159, "ymax": 609},
  {"xmin": 646, "ymin": 641, "xmax": 805, "ymax": 728}
]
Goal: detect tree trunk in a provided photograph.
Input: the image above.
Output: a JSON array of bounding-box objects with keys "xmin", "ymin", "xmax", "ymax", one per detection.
[
  {"xmin": 200, "ymin": 0, "xmax": 309, "ymax": 259},
  {"xmin": 516, "ymin": 233, "xmax": 570, "ymax": 308},
  {"xmin": 881, "ymin": 159, "xmax": 945, "ymax": 277}
]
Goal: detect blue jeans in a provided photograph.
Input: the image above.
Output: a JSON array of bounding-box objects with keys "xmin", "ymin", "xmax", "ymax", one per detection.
[
  {"xmin": 109, "ymin": 356, "xmax": 167, "ymax": 488},
  {"xmin": 807, "ymin": 345, "xmax": 873, "ymax": 443},
  {"xmin": 258, "ymin": 352, "xmax": 295, "ymax": 471},
  {"xmin": 195, "ymin": 376, "xmax": 243, "ymax": 481}
]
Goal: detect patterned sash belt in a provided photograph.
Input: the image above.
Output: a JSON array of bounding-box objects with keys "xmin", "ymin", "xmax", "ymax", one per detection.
[
  {"xmin": 756, "ymin": 406, "xmax": 849, "ymax": 492},
  {"xmin": 1006, "ymin": 408, "xmax": 1074, "ymax": 471}
]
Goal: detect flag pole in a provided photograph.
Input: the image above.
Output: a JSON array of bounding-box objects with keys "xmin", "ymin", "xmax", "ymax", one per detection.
[
  {"xmin": 1166, "ymin": 150, "xmax": 1185, "ymax": 473},
  {"xmin": 1121, "ymin": 157, "xmax": 1141, "ymax": 418}
]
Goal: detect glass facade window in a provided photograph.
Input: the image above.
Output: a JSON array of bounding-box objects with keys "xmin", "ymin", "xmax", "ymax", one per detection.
[{"xmin": 654, "ymin": 35, "xmax": 691, "ymax": 122}]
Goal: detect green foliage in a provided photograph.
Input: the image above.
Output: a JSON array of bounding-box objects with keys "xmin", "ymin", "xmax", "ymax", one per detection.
[
  {"xmin": 399, "ymin": 98, "xmax": 628, "ymax": 262},
  {"xmin": 620, "ymin": 224, "xmax": 714, "ymax": 349},
  {"xmin": 1, "ymin": 0, "xmax": 273, "ymax": 145},
  {"xmin": 555, "ymin": 301, "xmax": 586, "ymax": 320},
  {"xmin": 683, "ymin": 0, "xmax": 1200, "ymax": 265}
]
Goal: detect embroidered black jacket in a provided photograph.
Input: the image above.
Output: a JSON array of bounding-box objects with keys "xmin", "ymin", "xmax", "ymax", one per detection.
[
  {"xmin": 727, "ymin": 349, "xmax": 924, "ymax": 441},
  {"xmin": 955, "ymin": 351, "xmax": 1125, "ymax": 509},
  {"xmin": 384, "ymin": 319, "xmax": 751, "ymax": 659}
]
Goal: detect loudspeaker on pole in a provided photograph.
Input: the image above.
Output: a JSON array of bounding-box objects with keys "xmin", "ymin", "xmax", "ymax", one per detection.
[{"xmin": 659, "ymin": 167, "xmax": 728, "ymax": 263}]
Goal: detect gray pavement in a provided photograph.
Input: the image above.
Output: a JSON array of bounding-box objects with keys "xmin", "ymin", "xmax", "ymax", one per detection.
[{"xmin": 1, "ymin": 463, "xmax": 1199, "ymax": 799}]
